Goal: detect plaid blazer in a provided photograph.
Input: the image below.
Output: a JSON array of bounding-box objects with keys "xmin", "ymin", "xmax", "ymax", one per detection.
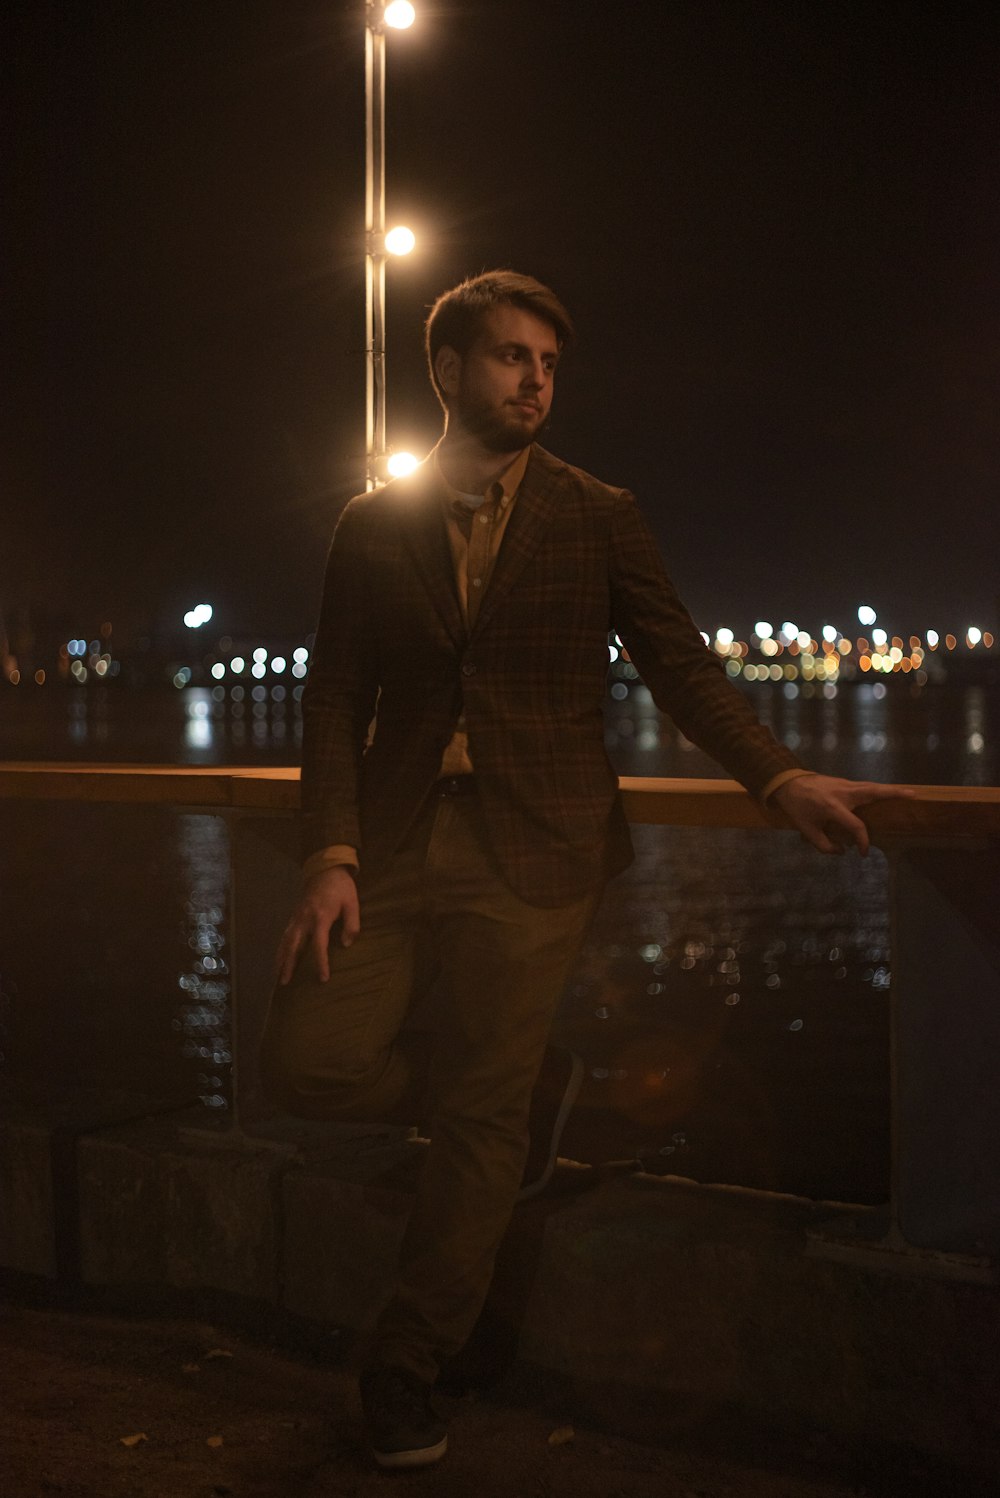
[{"xmin": 301, "ymin": 444, "xmax": 800, "ymax": 906}]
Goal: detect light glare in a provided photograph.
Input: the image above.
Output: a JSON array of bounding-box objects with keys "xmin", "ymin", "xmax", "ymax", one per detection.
[
  {"xmin": 385, "ymin": 225, "xmax": 416, "ymax": 256},
  {"xmin": 384, "ymin": 1, "xmax": 416, "ymax": 28},
  {"xmin": 858, "ymin": 604, "xmax": 877, "ymax": 626},
  {"xmin": 387, "ymin": 451, "xmax": 419, "ymax": 477}
]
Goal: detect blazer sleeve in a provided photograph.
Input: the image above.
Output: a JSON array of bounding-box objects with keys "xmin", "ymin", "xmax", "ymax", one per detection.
[
  {"xmin": 608, "ymin": 488, "xmax": 802, "ymax": 797},
  {"xmin": 300, "ymin": 498, "xmax": 381, "ymax": 860}
]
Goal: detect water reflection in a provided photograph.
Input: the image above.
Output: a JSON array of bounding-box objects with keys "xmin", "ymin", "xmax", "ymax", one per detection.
[
  {"xmin": 184, "ymin": 691, "xmax": 214, "ymax": 753},
  {"xmin": 604, "ymin": 681, "xmax": 997, "ymax": 788},
  {"xmin": 556, "ymin": 820, "xmax": 893, "ymax": 1198},
  {"xmin": 965, "ymin": 687, "xmax": 988, "ymax": 767},
  {"xmin": 1, "ymin": 676, "xmax": 993, "ymax": 786},
  {"xmin": 174, "ymin": 815, "xmax": 231, "ymax": 1111}
]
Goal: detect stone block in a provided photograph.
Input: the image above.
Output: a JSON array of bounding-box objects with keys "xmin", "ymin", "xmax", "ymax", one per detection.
[
  {"xmin": 0, "ymin": 1117, "xmax": 56, "ymax": 1276},
  {"xmin": 519, "ymin": 1175, "xmax": 1000, "ymax": 1467},
  {"xmin": 78, "ymin": 1118, "xmax": 284, "ymax": 1301},
  {"xmin": 281, "ymin": 1141, "xmax": 417, "ymax": 1329}
]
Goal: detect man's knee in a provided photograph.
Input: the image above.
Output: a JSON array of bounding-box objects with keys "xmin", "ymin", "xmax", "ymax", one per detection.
[{"xmin": 259, "ymin": 1029, "xmax": 389, "ymax": 1120}]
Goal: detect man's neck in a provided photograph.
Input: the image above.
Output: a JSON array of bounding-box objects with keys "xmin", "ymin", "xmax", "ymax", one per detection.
[{"xmin": 436, "ymin": 430, "xmax": 528, "ymax": 496}]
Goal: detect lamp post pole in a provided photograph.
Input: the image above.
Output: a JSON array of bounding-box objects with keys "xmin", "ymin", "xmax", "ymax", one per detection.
[{"xmin": 364, "ymin": 4, "xmax": 387, "ymax": 491}]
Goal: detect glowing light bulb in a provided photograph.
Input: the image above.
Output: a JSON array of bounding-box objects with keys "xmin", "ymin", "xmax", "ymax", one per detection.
[
  {"xmin": 858, "ymin": 604, "xmax": 877, "ymax": 626},
  {"xmin": 387, "ymin": 451, "xmax": 419, "ymax": 477},
  {"xmin": 384, "ymin": 1, "xmax": 416, "ymax": 28},
  {"xmin": 385, "ymin": 225, "xmax": 416, "ymax": 256}
]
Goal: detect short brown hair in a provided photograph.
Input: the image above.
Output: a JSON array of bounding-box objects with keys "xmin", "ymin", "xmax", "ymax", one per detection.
[{"xmin": 424, "ymin": 270, "xmax": 574, "ymax": 407}]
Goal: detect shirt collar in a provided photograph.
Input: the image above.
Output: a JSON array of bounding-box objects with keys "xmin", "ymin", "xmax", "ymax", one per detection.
[{"xmin": 434, "ymin": 444, "xmax": 531, "ymax": 511}]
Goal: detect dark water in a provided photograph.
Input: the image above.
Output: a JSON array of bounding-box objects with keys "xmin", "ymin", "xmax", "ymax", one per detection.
[
  {"xmin": 1, "ymin": 679, "xmax": 996, "ymax": 1201},
  {"xmin": 3, "ymin": 676, "xmax": 997, "ymax": 786}
]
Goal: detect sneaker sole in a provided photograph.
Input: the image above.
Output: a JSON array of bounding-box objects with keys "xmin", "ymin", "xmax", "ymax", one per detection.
[{"xmin": 373, "ymin": 1434, "xmax": 448, "ymax": 1469}]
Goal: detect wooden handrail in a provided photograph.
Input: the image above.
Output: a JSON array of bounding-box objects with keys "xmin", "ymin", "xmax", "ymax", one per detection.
[{"xmin": 0, "ymin": 762, "xmax": 997, "ymax": 836}]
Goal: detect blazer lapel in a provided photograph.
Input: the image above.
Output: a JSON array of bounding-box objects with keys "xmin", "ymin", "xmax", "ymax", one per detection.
[
  {"xmin": 470, "ymin": 445, "xmax": 563, "ymax": 639},
  {"xmin": 396, "ymin": 458, "xmax": 467, "ymax": 651}
]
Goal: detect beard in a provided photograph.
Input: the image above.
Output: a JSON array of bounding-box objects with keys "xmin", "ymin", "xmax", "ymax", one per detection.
[{"xmin": 451, "ymin": 383, "xmax": 548, "ymax": 453}]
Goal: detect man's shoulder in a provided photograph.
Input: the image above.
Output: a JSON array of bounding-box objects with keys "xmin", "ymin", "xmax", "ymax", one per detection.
[
  {"xmin": 340, "ymin": 480, "xmax": 423, "ymax": 514},
  {"xmin": 336, "ymin": 465, "xmax": 440, "ymax": 529},
  {"xmin": 526, "ymin": 445, "xmax": 627, "ymax": 505}
]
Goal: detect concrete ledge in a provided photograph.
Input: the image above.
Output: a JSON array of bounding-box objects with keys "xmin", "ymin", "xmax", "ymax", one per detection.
[
  {"xmin": 2, "ymin": 762, "xmax": 998, "ymax": 838},
  {"xmin": 281, "ymin": 1154, "xmax": 411, "ymax": 1327},
  {"xmin": 520, "ymin": 1175, "xmax": 1000, "ymax": 1466},
  {"xmin": 3, "ymin": 1108, "xmax": 999, "ymax": 1473},
  {"xmin": 77, "ymin": 1119, "xmax": 283, "ymax": 1301},
  {"xmin": 0, "ymin": 1118, "xmax": 56, "ymax": 1276},
  {"xmin": 0, "ymin": 1087, "xmax": 184, "ymax": 1280}
]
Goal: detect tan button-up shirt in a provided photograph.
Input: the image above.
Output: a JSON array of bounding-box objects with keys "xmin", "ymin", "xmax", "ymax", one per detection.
[{"xmin": 436, "ymin": 445, "xmax": 528, "ymax": 776}]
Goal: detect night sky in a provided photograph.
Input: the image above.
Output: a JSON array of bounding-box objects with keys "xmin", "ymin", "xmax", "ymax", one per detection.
[{"xmin": 4, "ymin": 0, "xmax": 998, "ymax": 642}]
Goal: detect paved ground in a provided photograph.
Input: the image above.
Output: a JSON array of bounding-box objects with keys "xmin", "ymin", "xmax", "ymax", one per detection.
[{"xmin": 0, "ymin": 1294, "xmax": 981, "ymax": 1498}]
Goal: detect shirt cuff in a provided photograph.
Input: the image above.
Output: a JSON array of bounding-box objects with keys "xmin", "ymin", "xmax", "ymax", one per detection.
[
  {"xmin": 302, "ymin": 845, "xmax": 359, "ymax": 883},
  {"xmin": 758, "ymin": 767, "xmax": 816, "ymax": 805}
]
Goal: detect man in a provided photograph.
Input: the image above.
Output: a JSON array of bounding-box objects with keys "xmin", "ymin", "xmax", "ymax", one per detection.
[{"xmin": 261, "ymin": 271, "xmax": 909, "ymax": 1468}]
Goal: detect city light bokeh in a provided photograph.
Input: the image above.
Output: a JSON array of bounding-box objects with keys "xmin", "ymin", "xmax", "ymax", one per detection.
[{"xmin": 1, "ymin": 615, "xmax": 995, "ymax": 694}]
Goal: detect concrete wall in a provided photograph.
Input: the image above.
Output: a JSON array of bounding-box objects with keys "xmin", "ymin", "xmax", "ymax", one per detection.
[{"xmin": 3, "ymin": 1104, "xmax": 998, "ymax": 1478}]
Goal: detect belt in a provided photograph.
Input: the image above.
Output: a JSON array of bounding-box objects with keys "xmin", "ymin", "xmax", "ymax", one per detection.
[{"xmin": 434, "ymin": 775, "xmax": 477, "ymax": 798}]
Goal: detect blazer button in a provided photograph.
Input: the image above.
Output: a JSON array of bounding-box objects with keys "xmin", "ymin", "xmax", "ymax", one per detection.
[{"xmin": 461, "ymin": 663, "xmax": 477, "ymax": 676}]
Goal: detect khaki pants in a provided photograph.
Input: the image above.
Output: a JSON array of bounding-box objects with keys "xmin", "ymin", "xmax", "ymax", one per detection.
[{"xmin": 260, "ymin": 788, "xmax": 596, "ymax": 1380}]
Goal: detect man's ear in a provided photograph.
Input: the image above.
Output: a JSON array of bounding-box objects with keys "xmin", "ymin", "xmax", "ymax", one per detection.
[{"xmin": 435, "ymin": 345, "xmax": 461, "ymax": 399}]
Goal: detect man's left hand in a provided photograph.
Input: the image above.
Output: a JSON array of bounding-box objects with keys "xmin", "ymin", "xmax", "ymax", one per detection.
[{"xmin": 769, "ymin": 773, "xmax": 915, "ymax": 856}]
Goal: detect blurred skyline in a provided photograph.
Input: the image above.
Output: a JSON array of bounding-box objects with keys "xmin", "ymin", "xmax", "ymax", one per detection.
[{"xmin": 3, "ymin": 0, "xmax": 999, "ymax": 640}]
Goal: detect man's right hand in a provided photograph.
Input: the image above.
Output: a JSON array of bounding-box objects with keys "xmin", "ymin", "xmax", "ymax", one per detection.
[{"xmin": 276, "ymin": 866, "xmax": 360, "ymax": 986}]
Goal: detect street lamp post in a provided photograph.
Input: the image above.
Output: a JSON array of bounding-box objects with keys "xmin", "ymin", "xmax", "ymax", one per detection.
[
  {"xmin": 364, "ymin": 5, "xmax": 386, "ymax": 490},
  {"xmin": 364, "ymin": 2, "xmax": 416, "ymax": 490}
]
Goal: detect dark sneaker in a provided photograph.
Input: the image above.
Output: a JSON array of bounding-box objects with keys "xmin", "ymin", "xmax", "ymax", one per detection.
[
  {"xmin": 359, "ymin": 1364, "xmax": 448, "ymax": 1469},
  {"xmin": 518, "ymin": 1046, "xmax": 585, "ymax": 1201}
]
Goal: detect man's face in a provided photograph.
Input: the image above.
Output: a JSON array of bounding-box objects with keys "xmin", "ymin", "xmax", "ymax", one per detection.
[{"xmin": 443, "ymin": 305, "xmax": 561, "ymax": 453}]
